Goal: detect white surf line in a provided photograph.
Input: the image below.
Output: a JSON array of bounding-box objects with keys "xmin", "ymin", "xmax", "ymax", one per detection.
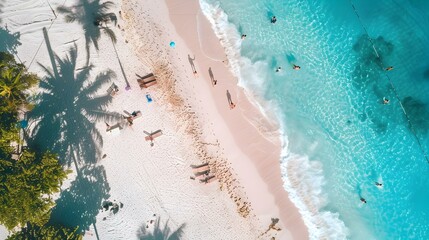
[{"xmin": 195, "ymin": 10, "xmax": 225, "ymax": 63}]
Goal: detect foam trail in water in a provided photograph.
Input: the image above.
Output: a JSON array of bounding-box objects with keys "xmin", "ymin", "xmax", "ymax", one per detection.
[{"xmin": 200, "ymin": 0, "xmax": 349, "ymax": 239}]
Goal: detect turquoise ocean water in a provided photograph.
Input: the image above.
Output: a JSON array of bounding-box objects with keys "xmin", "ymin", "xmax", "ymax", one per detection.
[{"xmin": 200, "ymin": 0, "xmax": 429, "ymax": 239}]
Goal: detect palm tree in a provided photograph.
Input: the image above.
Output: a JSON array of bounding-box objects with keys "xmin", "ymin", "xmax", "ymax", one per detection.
[
  {"xmin": 137, "ymin": 217, "xmax": 186, "ymax": 240},
  {"xmin": 28, "ymin": 44, "xmax": 120, "ymax": 171},
  {"xmin": 0, "ymin": 62, "xmax": 38, "ymax": 112},
  {"xmin": 57, "ymin": 0, "xmax": 117, "ymax": 65}
]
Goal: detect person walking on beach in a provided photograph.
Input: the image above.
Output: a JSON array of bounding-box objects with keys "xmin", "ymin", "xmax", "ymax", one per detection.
[
  {"xmin": 271, "ymin": 16, "xmax": 277, "ymax": 24},
  {"xmin": 226, "ymin": 90, "xmax": 236, "ymax": 110}
]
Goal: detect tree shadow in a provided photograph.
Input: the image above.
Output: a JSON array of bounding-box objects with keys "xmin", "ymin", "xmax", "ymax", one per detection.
[
  {"xmin": 136, "ymin": 217, "xmax": 186, "ymax": 240},
  {"xmin": 0, "ymin": 27, "xmax": 22, "ymax": 54},
  {"xmin": 27, "ymin": 43, "xmax": 121, "ymax": 170},
  {"xmin": 57, "ymin": 0, "xmax": 117, "ymax": 65},
  {"xmin": 48, "ymin": 164, "xmax": 110, "ymax": 235}
]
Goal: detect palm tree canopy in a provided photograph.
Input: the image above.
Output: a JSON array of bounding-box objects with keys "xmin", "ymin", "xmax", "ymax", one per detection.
[{"xmin": 0, "ymin": 57, "xmax": 39, "ymax": 112}]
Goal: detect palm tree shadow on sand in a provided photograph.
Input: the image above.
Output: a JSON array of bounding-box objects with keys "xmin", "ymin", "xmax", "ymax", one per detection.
[
  {"xmin": 27, "ymin": 42, "xmax": 121, "ymax": 171},
  {"xmin": 137, "ymin": 217, "xmax": 186, "ymax": 240},
  {"xmin": 48, "ymin": 164, "xmax": 110, "ymax": 236},
  {"xmin": 0, "ymin": 27, "xmax": 22, "ymax": 54},
  {"xmin": 57, "ymin": 0, "xmax": 117, "ymax": 65}
]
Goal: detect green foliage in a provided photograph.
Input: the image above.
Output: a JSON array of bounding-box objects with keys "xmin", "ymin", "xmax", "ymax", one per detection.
[
  {"xmin": 7, "ymin": 222, "xmax": 82, "ymax": 240},
  {"xmin": 0, "ymin": 151, "xmax": 71, "ymax": 230},
  {"xmin": 0, "ymin": 125, "xmax": 19, "ymax": 158},
  {"xmin": 0, "ymin": 51, "xmax": 39, "ymax": 113}
]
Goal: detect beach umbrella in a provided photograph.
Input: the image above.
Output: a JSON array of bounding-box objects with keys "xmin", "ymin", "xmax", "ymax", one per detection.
[{"xmin": 169, "ymin": 41, "xmax": 176, "ymax": 48}]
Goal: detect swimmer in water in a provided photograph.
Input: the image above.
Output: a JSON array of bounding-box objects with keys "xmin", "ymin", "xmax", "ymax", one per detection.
[
  {"xmin": 383, "ymin": 97, "xmax": 389, "ymax": 104},
  {"xmin": 360, "ymin": 197, "xmax": 367, "ymax": 204},
  {"xmin": 375, "ymin": 182, "xmax": 383, "ymax": 187},
  {"xmin": 293, "ymin": 64, "xmax": 301, "ymax": 70}
]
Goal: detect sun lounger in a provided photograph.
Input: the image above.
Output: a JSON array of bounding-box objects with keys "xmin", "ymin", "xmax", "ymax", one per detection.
[
  {"xmin": 194, "ymin": 170, "xmax": 210, "ymax": 177},
  {"xmin": 145, "ymin": 129, "xmax": 163, "ymax": 141},
  {"xmin": 192, "ymin": 165, "xmax": 210, "ymax": 173},
  {"xmin": 190, "ymin": 162, "xmax": 209, "ymax": 169},
  {"xmin": 107, "ymin": 83, "xmax": 119, "ymax": 96},
  {"xmin": 106, "ymin": 123, "xmax": 121, "ymax": 136},
  {"xmin": 131, "ymin": 111, "xmax": 142, "ymax": 120},
  {"xmin": 137, "ymin": 73, "xmax": 157, "ymax": 89},
  {"xmin": 199, "ymin": 175, "xmax": 216, "ymax": 184}
]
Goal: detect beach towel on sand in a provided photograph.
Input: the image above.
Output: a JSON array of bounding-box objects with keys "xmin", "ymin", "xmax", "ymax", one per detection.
[{"xmin": 146, "ymin": 93, "xmax": 153, "ymax": 103}]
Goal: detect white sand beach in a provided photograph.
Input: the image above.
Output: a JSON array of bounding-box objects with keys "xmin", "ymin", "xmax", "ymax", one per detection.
[{"xmin": 1, "ymin": 0, "xmax": 308, "ymax": 239}]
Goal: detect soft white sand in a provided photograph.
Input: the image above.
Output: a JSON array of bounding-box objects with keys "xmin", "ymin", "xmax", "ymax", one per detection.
[{"xmin": 0, "ymin": 0, "xmax": 308, "ymax": 239}]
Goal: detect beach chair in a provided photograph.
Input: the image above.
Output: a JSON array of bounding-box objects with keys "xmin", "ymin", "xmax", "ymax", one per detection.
[
  {"xmin": 192, "ymin": 165, "xmax": 210, "ymax": 174},
  {"xmin": 106, "ymin": 123, "xmax": 121, "ymax": 136},
  {"xmin": 107, "ymin": 83, "xmax": 119, "ymax": 96},
  {"xmin": 190, "ymin": 162, "xmax": 209, "ymax": 169},
  {"xmin": 137, "ymin": 73, "xmax": 157, "ymax": 89},
  {"xmin": 199, "ymin": 175, "xmax": 216, "ymax": 184},
  {"xmin": 144, "ymin": 129, "xmax": 163, "ymax": 141}
]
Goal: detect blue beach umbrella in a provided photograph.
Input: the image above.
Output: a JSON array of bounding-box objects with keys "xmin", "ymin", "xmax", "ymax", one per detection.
[{"xmin": 169, "ymin": 41, "xmax": 176, "ymax": 48}]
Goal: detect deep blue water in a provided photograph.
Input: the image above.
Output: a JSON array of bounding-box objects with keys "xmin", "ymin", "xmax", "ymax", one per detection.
[{"xmin": 200, "ymin": 0, "xmax": 429, "ymax": 239}]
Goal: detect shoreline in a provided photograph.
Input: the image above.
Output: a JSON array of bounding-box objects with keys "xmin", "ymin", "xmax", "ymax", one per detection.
[
  {"xmin": 164, "ymin": 0, "xmax": 308, "ymax": 239},
  {"xmin": 0, "ymin": 0, "xmax": 308, "ymax": 238}
]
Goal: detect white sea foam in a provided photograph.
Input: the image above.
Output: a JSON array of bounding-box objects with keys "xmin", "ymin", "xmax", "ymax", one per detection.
[
  {"xmin": 199, "ymin": 0, "xmax": 349, "ymax": 239},
  {"xmin": 199, "ymin": 0, "xmax": 272, "ymax": 119}
]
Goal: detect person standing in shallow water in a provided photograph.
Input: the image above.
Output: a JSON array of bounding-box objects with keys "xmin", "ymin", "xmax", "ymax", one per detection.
[
  {"xmin": 271, "ymin": 16, "xmax": 277, "ymax": 24},
  {"xmin": 360, "ymin": 197, "xmax": 367, "ymax": 204}
]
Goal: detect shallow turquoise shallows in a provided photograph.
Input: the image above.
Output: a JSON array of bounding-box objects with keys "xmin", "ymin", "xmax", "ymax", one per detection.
[{"xmin": 200, "ymin": 0, "xmax": 429, "ymax": 239}]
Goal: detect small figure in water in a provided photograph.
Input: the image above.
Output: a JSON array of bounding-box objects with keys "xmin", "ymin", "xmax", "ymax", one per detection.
[
  {"xmin": 360, "ymin": 197, "xmax": 367, "ymax": 204},
  {"xmin": 383, "ymin": 97, "xmax": 389, "ymax": 104},
  {"xmin": 241, "ymin": 34, "xmax": 247, "ymax": 40},
  {"xmin": 385, "ymin": 66, "xmax": 394, "ymax": 71},
  {"xmin": 293, "ymin": 64, "xmax": 301, "ymax": 70},
  {"xmin": 375, "ymin": 182, "xmax": 383, "ymax": 187},
  {"xmin": 276, "ymin": 67, "xmax": 282, "ymax": 72},
  {"xmin": 271, "ymin": 16, "xmax": 277, "ymax": 24}
]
